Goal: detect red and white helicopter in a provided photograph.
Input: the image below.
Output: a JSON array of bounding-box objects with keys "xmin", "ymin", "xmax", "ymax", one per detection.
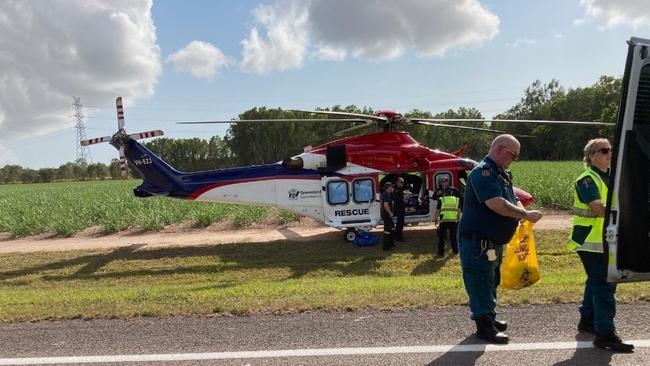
[
  {"xmin": 82, "ymin": 36, "xmax": 650, "ymax": 283},
  {"xmin": 81, "ymin": 102, "xmax": 609, "ymax": 243}
]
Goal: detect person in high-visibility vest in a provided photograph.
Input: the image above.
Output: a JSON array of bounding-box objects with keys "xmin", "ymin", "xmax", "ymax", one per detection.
[
  {"xmin": 433, "ymin": 176, "xmax": 463, "ymax": 257},
  {"xmin": 569, "ymin": 138, "xmax": 633, "ymax": 353}
]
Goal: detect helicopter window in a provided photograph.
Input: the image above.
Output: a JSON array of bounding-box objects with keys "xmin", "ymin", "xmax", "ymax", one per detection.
[
  {"xmin": 353, "ymin": 179, "xmax": 374, "ymax": 203},
  {"xmin": 458, "ymin": 170, "xmax": 468, "ymax": 194},
  {"xmin": 327, "ymin": 180, "xmax": 349, "ymax": 205},
  {"xmin": 434, "ymin": 172, "xmax": 453, "ymax": 188}
]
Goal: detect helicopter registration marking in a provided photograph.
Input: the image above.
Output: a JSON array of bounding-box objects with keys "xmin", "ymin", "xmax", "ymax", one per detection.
[{"xmin": 133, "ymin": 158, "xmax": 153, "ymax": 166}]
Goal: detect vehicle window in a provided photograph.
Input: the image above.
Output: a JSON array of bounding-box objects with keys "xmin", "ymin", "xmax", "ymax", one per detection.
[
  {"xmin": 327, "ymin": 181, "xmax": 349, "ymax": 205},
  {"xmin": 353, "ymin": 179, "xmax": 374, "ymax": 203}
]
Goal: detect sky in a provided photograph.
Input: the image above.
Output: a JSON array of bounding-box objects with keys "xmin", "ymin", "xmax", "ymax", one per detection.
[{"xmin": 1, "ymin": 0, "xmax": 650, "ymax": 169}]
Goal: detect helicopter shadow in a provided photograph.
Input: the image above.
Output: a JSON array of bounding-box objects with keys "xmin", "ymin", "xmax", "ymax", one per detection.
[{"xmin": 0, "ymin": 227, "xmax": 452, "ymax": 283}]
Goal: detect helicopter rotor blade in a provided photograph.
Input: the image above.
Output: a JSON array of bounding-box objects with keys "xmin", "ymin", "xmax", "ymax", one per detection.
[
  {"xmin": 412, "ymin": 120, "xmax": 508, "ymax": 133},
  {"xmin": 177, "ymin": 118, "xmax": 371, "ymax": 124},
  {"xmin": 118, "ymin": 146, "xmax": 128, "ymax": 179},
  {"xmin": 412, "ymin": 118, "xmax": 613, "ymax": 126},
  {"xmin": 116, "ymin": 97, "xmax": 125, "ymax": 130},
  {"xmin": 289, "ymin": 109, "xmax": 387, "ymax": 122},
  {"xmin": 333, "ymin": 122, "xmax": 375, "ymax": 136},
  {"xmin": 412, "ymin": 120, "xmax": 534, "ymax": 137}
]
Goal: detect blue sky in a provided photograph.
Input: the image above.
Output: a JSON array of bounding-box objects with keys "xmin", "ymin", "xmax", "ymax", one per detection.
[{"xmin": 2, "ymin": 0, "xmax": 650, "ymax": 168}]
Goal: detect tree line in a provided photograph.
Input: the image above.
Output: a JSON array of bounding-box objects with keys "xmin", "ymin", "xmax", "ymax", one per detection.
[{"xmin": 0, "ymin": 76, "xmax": 620, "ymax": 184}]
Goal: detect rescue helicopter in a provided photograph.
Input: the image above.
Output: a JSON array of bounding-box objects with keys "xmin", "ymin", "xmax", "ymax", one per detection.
[
  {"xmin": 82, "ymin": 37, "xmax": 649, "ymax": 285},
  {"xmin": 81, "ymin": 99, "xmax": 605, "ymax": 242}
]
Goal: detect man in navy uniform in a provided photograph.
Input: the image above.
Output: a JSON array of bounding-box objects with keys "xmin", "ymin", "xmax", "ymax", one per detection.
[
  {"xmin": 458, "ymin": 134, "xmax": 542, "ymax": 343},
  {"xmin": 393, "ymin": 177, "xmax": 407, "ymax": 241},
  {"xmin": 381, "ymin": 182, "xmax": 396, "ymax": 251}
]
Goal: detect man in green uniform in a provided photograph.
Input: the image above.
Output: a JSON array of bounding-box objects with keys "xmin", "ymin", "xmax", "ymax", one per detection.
[
  {"xmin": 458, "ymin": 134, "xmax": 542, "ymax": 344},
  {"xmin": 569, "ymin": 138, "xmax": 634, "ymax": 353}
]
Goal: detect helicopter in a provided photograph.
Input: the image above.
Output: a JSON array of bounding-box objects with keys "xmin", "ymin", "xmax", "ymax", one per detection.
[
  {"xmin": 81, "ymin": 99, "xmax": 609, "ymax": 243},
  {"xmin": 81, "ymin": 36, "xmax": 650, "ymax": 284}
]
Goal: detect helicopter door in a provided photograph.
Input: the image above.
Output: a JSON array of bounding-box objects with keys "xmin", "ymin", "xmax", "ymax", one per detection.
[
  {"xmin": 606, "ymin": 37, "xmax": 650, "ymax": 283},
  {"xmin": 322, "ymin": 177, "xmax": 379, "ymax": 228}
]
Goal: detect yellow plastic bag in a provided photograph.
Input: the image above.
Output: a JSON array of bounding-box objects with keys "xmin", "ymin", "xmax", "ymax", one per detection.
[{"xmin": 500, "ymin": 220, "xmax": 540, "ymax": 290}]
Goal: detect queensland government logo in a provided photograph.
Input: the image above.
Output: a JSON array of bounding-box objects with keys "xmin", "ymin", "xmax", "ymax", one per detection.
[{"xmin": 288, "ymin": 189, "xmax": 321, "ymax": 200}]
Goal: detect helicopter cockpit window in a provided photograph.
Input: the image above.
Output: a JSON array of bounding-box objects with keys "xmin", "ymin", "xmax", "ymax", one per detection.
[
  {"xmin": 353, "ymin": 179, "xmax": 374, "ymax": 203},
  {"xmin": 327, "ymin": 180, "xmax": 349, "ymax": 205}
]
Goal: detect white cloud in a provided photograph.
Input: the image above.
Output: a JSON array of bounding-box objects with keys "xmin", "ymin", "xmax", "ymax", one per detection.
[
  {"xmin": 0, "ymin": 0, "xmax": 161, "ymax": 143},
  {"xmin": 167, "ymin": 41, "xmax": 230, "ymax": 79},
  {"xmin": 313, "ymin": 45, "xmax": 347, "ymax": 61},
  {"xmin": 240, "ymin": 1, "xmax": 309, "ymax": 74},
  {"xmin": 505, "ymin": 38, "xmax": 537, "ymax": 47},
  {"xmin": 240, "ymin": 0, "xmax": 499, "ymax": 73},
  {"xmin": 578, "ymin": 0, "xmax": 650, "ymax": 28}
]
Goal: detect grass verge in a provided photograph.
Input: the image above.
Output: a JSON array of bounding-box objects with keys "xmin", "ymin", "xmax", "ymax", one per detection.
[{"xmin": 1, "ymin": 229, "xmax": 647, "ymax": 322}]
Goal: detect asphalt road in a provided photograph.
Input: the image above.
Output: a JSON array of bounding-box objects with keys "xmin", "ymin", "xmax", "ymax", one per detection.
[{"xmin": 1, "ymin": 303, "xmax": 649, "ymax": 365}]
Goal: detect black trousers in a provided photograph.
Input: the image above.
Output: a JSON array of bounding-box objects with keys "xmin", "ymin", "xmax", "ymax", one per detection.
[
  {"xmin": 382, "ymin": 215, "xmax": 395, "ymax": 249},
  {"xmin": 394, "ymin": 206, "xmax": 405, "ymax": 240},
  {"xmin": 437, "ymin": 221, "xmax": 458, "ymax": 255}
]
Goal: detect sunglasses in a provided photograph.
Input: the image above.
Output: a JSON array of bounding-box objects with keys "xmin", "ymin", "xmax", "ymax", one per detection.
[{"xmin": 597, "ymin": 147, "xmax": 612, "ymax": 154}]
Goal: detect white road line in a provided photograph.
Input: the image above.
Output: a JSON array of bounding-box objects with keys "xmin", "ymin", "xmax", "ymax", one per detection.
[{"xmin": 1, "ymin": 340, "xmax": 649, "ymax": 365}]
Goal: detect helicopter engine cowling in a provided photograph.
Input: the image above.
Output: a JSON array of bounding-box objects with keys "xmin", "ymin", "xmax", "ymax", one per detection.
[{"xmin": 285, "ymin": 152, "xmax": 327, "ymax": 170}]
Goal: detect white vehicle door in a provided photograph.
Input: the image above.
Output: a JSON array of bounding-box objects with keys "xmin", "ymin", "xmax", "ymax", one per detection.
[
  {"xmin": 322, "ymin": 176, "xmax": 379, "ymax": 228},
  {"xmin": 606, "ymin": 37, "xmax": 650, "ymax": 283}
]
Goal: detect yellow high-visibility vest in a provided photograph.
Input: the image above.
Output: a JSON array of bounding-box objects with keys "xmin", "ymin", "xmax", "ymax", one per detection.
[
  {"xmin": 568, "ymin": 168, "xmax": 608, "ymax": 253},
  {"xmin": 440, "ymin": 195, "xmax": 460, "ymax": 223}
]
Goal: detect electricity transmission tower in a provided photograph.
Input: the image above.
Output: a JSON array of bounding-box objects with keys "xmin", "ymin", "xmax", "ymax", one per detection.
[{"xmin": 73, "ymin": 96, "xmax": 91, "ymax": 165}]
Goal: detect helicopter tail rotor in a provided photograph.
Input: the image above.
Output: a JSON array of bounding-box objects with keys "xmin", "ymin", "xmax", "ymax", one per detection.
[{"xmin": 79, "ymin": 97, "xmax": 165, "ymax": 178}]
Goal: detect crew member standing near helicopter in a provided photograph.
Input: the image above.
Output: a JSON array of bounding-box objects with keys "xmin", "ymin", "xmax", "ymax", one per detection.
[
  {"xmin": 381, "ymin": 182, "xmax": 396, "ymax": 251},
  {"xmin": 458, "ymin": 134, "xmax": 542, "ymax": 344},
  {"xmin": 433, "ymin": 176, "xmax": 463, "ymax": 257},
  {"xmin": 568, "ymin": 138, "xmax": 633, "ymax": 353},
  {"xmin": 393, "ymin": 177, "xmax": 407, "ymax": 242}
]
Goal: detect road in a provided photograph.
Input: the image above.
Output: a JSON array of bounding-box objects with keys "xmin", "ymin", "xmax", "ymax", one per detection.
[{"xmin": 1, "ymin": 303, "xmax": 649, "ymax": 365}]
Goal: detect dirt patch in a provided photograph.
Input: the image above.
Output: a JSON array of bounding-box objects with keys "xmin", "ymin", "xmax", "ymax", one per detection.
[
  {"xmin": 533, "ymin": 210, "xmax": 572, "ymax": 231},
  {"xmin": 0, "ymin": 213, "xmax": 571, "ymax": 254}
]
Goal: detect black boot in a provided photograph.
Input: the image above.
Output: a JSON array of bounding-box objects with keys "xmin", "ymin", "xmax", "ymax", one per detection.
[
  {"xmin": 487, "ymin": 313, "xmax": 507, "ymax": 332},
  {"xmin": 593, "ymin": 332, "xmax": 634, "ymax": 353},
  {"xmin": 577, "ymin": 317, "xmax": 595, "ymax": 335},
  {"xmin": 494, "ymin": 319, "xmax": 507, "ymax": 332},
  {"xmin": 382, "ymin": 233, "xmax": 393, "ymax": 251},
  {"xmin": 475, "ymin": 315, "xmax": 509, "ymax": 344}
]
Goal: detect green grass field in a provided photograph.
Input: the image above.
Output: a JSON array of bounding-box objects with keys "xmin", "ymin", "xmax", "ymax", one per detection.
[
  {"xmin": 510, "ymin": 160, "xmax": 584, "ymax": 210},
  {"xmin": 0, "ymin": 180, "xmax": 298, "ymax": 237},
  {"xmin": 0, "ymin": 229, "xmax": 647, "ymax": 322},
  {"xmin": 0, "ymin": 161, "xmax": 582, "ymax": 237}
]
